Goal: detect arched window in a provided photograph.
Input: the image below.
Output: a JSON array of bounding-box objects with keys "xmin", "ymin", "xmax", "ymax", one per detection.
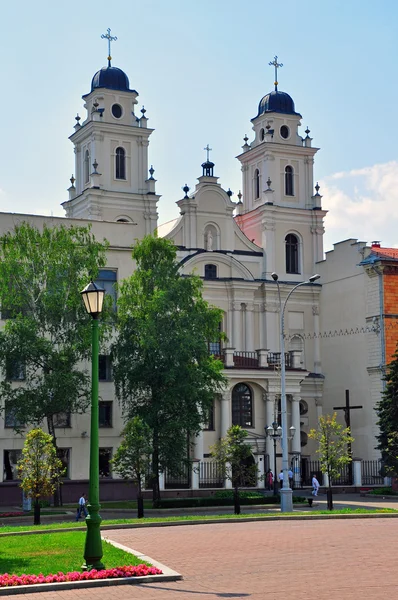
[
  {"xmin": 204, "ymin": 264, "xmax": 217, "ymax": 279},
  {"xmin": 254, "ymin": 169, "xmax": 260, "ymax": 199},
  {"xmin": 285, "ymin": 165, "xmax": 294, "ymax": 196},
  {"xmin": 232, "ymin": 383, "xmax": 253, "ymax": 427},
  {"xmin": 285, "ymin": 234, "xmax": 299, "ymax": 274},
  {"xmin": 84, "ymin": 149, "xmax": 90, "ymax": 185},
  {"xmin": 115, "ymin": 147, "xmax": 126, "ymax": 180}
]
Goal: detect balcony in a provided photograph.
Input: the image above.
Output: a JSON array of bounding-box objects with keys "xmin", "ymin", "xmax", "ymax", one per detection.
[{"xmin": 218, "ymin": 349, "xmax": 302, "ymax": 370}]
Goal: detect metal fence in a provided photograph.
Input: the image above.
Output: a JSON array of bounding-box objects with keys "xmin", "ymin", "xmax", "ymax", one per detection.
[
  {"xmin": 165, "ymin": 463, "xmax": 191, "ymax": 489},
  {"xmin": 233, "ymin": 351, "xmax": 259, "ymax": 368},
  {"xmin": 361, "ymin": 460, "xmax": 384, "ymax": 485},
  {"xmin": 199, "ymin": 461, "xmax": 224, "ymax": 488}
]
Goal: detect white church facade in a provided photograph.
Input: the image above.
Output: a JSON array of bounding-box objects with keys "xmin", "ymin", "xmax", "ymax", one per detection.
[{"xmin": 0, "ymin": 50, "xmax": 387, "ymax": 502}]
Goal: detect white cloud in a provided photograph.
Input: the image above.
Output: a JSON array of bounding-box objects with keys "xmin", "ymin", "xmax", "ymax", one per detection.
[{"xmin": 321, "ymin": 161, "xmax": 398, "ymax": 251}]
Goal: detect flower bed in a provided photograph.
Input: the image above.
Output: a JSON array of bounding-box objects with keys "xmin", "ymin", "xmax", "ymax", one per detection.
[
  {"xmin": 0, "ymin": 565, "xmax": 163, "ymax": 588},
  {"xmin": 0, "ymin": 512, "xmax": 24, "ymax": 518}
]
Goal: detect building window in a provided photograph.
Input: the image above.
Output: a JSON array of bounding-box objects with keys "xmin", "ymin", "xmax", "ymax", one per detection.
[
  {"xmin": 3, "ymin": 449, "xmax": 21, "ymax": 481},
  {"xmin": 285, "ymin": 234, "xmax": 299, "ymax": 274},
  {"xmin": 5, "ymin": 359, "xmax": 25, "ymax": 381},
  {"xmin": 99, "ymin": 401, "xmax": 113, "ymax": 428},
  {"xmin": 54, "ymin": 412, "xmax": 71, "ymax": 428},
  {"xmin": 203, "ymin": 401, "xmax": 215, "ymax": 431},
  {"xmin": 112, "ymin": 104, "xmax": 122, "ymax": 119},
  {"xmin": 285, "ymin": 165, "xmax": 294, "ymax": 196},
  {"xmin": 260, "ymin": 128, "xmax": 265, "ymax": 141},
  {"xmin": 115, "ymin": 147, "xmax": 126, "ymax": 180},
  {"xmin": 204, "ymin": 264, "xmax": 217, "ymax": 279},
  {"xmin": 232, "ymin": 383, "xmax": 253, "ymax": 428},
  {"xmin": 57, "ymin": 448, "xmax": 70, "ymax": 479},
  {"xmin": 84, "ymin": 149, "xmax": 90, "ymax": 185},
  {"xmin": 4, "ymin": 403, "xmax": 24, "ymax": 429},
  {"xmin": 99, "ymin": 355, "xmax": 113, "ymax": 381},
  {"xmin": 254, "ymin": 169, "xmax": 260, "ymax": 199},
  {"xmin": 99, "ymin": 448, "xmax": 112, "ymax": 478},
  {"xmin": 280, "ymin": 125, "xmax": 290, "ymax": 139},
  {"xmin": 95, "ymin": 270, "xmax": 117, "ymax": 309}
]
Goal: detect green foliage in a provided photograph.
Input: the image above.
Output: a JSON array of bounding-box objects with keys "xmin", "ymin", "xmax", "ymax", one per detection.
[
  {"xmin": 376, "ymin": 352, "xmax": 398, "ymax": 475},
  {"xmin": 213, "ymin": 490, "xmax": 263, "ymax": 499},
  {"xmin": 309, "ymin": 413, "xmax": 354, "ymax": 485},
  {"xmin": 17, "ymin": 429, "xmax": 65, "ymax": 500},
  {"xmin": 111, "ymin": 417, "xmax": 152, "ymax": 494},
  {"xmin": 210, "ymin": 425, "xmax": 257, "ymax": 490},
  {"xmin": 367, "ymin": 487, "xmax": 397, "ymax": 496},
  {"xmin": 112, "ymin": 235, "xmax": 226, "ymax": 498},
  {"xmin": 0, "ymin": 222, "xmax": 110, "ymax": 430}
]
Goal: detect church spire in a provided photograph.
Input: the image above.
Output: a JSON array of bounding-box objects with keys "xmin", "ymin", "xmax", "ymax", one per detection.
[{"xmin": 268, "ymin": 55, "xmax": 283, "ymax": 91}]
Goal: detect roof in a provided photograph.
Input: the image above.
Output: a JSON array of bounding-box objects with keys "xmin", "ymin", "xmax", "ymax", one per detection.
[{"xmin": 360, "ymin": 245, "xmax": 398, "ymax": 265}]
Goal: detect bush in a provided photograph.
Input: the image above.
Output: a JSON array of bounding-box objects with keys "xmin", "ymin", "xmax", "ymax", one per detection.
[
  {"xmin": 152, "ymin": 494, "xmax": 307, "ymax": 509},
  {"xmin": 367, "ymin": 487, "xmax": 398, "ymax": 496},
  {"xmin": 213, "ymin": 490, "xmax": 263, "ymax": 499}
]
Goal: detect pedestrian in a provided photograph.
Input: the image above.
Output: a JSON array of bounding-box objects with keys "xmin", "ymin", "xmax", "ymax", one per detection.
[
  {"xmin": 266, "ymin": 469, "xmax": 273, "ymax": 491},
  {"xmin": 288, "ymin": 468, "xmax": 293, "ymax": 489},
  {"xmin": 76, "ymin": 493, "xmax": 88, "ymax": 521},
  {"xmin": 278, "ymin": 470, "xmax": 283, "ymax": 488},
  {"xmin": 312, "ymin": 474, "xmax": 320, "ymax": 497}
]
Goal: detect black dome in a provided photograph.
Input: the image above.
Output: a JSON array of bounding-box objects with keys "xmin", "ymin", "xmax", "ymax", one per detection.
[
  {"xmin": 91, "ymin": 66, "xmax": 130, "ymax": 92},
  {"xmin": 256, "ymin": 90, "xmax": 300, "ymax": 118}
]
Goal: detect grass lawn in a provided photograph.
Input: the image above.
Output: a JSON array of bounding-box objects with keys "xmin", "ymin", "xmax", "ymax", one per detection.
[
  {"xmin": 0, "ymin": 531, "xmax": 148, "ymax": 576},
  {"xmin": 0, "ymin": 507, "xmax": 396, "ymax": 535}
]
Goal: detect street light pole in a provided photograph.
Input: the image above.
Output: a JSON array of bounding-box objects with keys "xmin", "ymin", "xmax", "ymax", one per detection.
[
  {"xmin": 271, "ymin": 272, "xmax": 320, "ymax": 512},
  {"xmin": 81, "ymin": 281, "xmax": 106, "ymax": 571},
  {"xmin": 265, "ymin": 423, "xmax": 282, "ymax": 496}
]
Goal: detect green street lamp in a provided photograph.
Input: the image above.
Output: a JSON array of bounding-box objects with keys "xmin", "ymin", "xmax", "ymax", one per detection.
[{"xmin": 80, "ymin": 280, "xmax": 106, "ymax": 570}]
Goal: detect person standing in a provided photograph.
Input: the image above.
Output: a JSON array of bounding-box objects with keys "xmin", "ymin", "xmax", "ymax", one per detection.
[
  {"xmin": 266, "ymin": 469, "xmax": 273, "ymax": 491},
  {"xmin": 278, "ymin": 470, "xmax": 284, "ymax": 489},
  {"xmin": 76, "ymin": 493, "xmax": 88, "ymax": 520},
  {"xmin": 288, "ymin": 468, "xmax": 294, "ymax": 489},
  {"xmin": 312, "ymin": 474, "xmax": 320, "ymax": 497}
]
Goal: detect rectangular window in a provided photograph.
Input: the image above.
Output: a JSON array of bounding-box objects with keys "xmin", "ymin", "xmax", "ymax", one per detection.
[
  {"xmin": 53, "ymin": 412, "xmax": 71, "ymax": 428},
  {"xmin": 3, "ymin": 449, "xmax": 21, "ymax": 481},
  {"xmin": 203, "ymin": 401, "xmax": 215, "ymax": 431},
  {"xmin": 95, "ymin": 270, "xmax": 117, "ymax": 310},
  {"xmin": 99, "ymin": 401, "xmax": 113, "ymax": 428},
  {"xmin": 57, "ymin": 448, "xmax": 71, "ymax": 479},
  {"xmin": 5, "ymin": 359, "xmax": 25, "ymax": 381},
  {"xmin": 99, "ymin": 447, "xmax": 112, "ymax": 478},
  {"xmin": 4, "ymin": 403, "xmax": 24, "ymax": 429},
  {"xmin": 99, "ymin": 355, "xmax": 113, "ymax": 381}
]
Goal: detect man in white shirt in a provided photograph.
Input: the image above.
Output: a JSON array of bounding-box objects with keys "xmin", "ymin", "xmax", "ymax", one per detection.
[
  {"xmin": 76, "ymin": 493, "xmax": 88, "ymax": 521},
  {"xmin": 288, "ymin": 468, "xmax": 294, "ymax": 489},
  {"xmin": 278, "ymin": 471, "xmax": 283, "ymax": 489},
  {"xmin": 312, "ymin": 475, "xmax": 320, "ymax": 496}
]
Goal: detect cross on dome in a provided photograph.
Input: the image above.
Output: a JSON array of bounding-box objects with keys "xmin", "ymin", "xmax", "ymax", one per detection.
[
  {"xmin": 101, "ymin": 28, "xmax": 118, "ymax": 67},
  {"xmin": 204, "ymin": 144, "xmax": 212, "ymax": 162},
  {"xmin": 269, "ymin": 55, "xmax": 283, "ymax": 91}
]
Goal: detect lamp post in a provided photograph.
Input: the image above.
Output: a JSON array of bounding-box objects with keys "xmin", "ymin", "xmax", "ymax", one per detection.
[
  {"xmin": 271, "ymin": 272, "xmax": 320, "ymax": 512},
  {"xmin": 80, "ymin": 280, "xmax": 106, "ymax": 570},
  {"xmin": 265, "ymin": 423, "xmax": 281, "ymax": 496}
]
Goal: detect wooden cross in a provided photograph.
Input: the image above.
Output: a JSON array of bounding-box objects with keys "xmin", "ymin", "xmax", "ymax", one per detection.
[
  {"xmin": 101, "ymin": 28, "xmax": 117, "ymax": 65},
  {"xmin": 333, "ymin": 390, "xmax": 363, "ymax": 430},
  {"xmin": 269, "ymin": 55, "xmax": 283, "ymax": 90}
]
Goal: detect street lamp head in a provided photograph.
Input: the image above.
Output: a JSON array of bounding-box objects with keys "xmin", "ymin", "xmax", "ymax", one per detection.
[
  {"xmin": 309, "ymin": 273, "xmax": 321, "ymax": 283},
  {"xmin": 289, "ymin": 425, "xmax": 296, "ymax": 440},
  {"xmin": 80, "ymin": 281, "xmax": 105, "ymax": 318},
  {"xmin": 265, "ymin": 425, "xmax": 274, "ymax": 436},
  {"xmin": 271, "ymin": 272, "xmax": 279, "ymax": 281},
  {"xmin": 277, "ymin": 425, "xmax": 282, "ymax": 436}
]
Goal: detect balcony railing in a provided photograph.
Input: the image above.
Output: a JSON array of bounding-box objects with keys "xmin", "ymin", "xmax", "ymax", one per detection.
[{"xmin": 219, "ymin": 349, "xmax": 300, "ymax": 369}]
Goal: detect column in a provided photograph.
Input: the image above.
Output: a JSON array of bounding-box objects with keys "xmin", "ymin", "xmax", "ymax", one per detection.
[
  {"xmin": 191, "ymin": 460, "xmax": 200, "ymax": 490},
  {"xmin": 255, "ymin": 455, "xmax": 265, "ymax": 489},
  {"xmin": 233, "ymin": 302, "xmax": 242, "ymax": 350},
  {"xmin": 259, "ymin": 304, "xmax": 266, "ymax": 349},
  {"xmin": 245, "ymin": 303, "xmax": 254, "ymax": 351},
  {"xmin": 291, "ymin": 395, "xmax": 302, "ymax": 487},
  {"xmin": 194, "ymin": 429, "xmax": 204, "ymax": 460},
  {"xmin": 312, "ymin": 305, "xmax": 322, "ymax": 374},
  {"xmin": 352, "ymin": 459, "xmax": 362, "ymax": 487},
  {"xmin": 159, "ymin": 471, "xmax": 165, "ymax": 491},
  {"xmin": 220, "ymin": 391, "xmax": 231, "ymax": 438},
  {"xmin": 266, "ymin": 393, "xmax": 276, "ymax": 472}
]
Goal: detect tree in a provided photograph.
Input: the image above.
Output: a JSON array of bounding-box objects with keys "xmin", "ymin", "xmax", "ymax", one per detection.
[
  {"xmin": 376, "ymin": 351, "xmax": 398, "ymax": 476},
  {"xmin": 112, "ymin": 235, "xmax": 226, "ymax": 503},
  {"xmin": 0, "ymin": 223, "xmax": 110, "ymax": 503},
  {"xmin": 210, "ymin": 425, "xmax": 257, "ymax": 515},
  {"xmin": 111, "ymin": 417, "xmax": 152, "ymax": 518},
  {"xmin": 17, "ymin": 428, "xmax": 65, "ymax": 525},
  {"xmin": 309, "ymin": 413, "xmax": 354, "ymax": 510}
]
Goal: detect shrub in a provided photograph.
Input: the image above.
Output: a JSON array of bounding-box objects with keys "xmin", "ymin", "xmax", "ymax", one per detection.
[
  {"xmin": 152, "ymin": 495, "xmax": 307, "ymax": 508},
  {"xmin": 367, "ymin": 487, "xmax": 398, "ymax": 496}
]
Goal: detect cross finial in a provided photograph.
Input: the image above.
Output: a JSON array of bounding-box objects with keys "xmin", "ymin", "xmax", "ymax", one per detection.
[
  {"xmin": 101, "ymin": 28, "xmax": 117, "ymax": 67},
  {"xmin": 269, "ymin": 55, "xmax": 283, "ymax": 91},
  {"xmin": 204, "ymin": 144, "xmax": 212, "ymax": 162}
]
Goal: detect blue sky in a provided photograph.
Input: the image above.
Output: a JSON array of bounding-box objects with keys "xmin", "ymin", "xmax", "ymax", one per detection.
[{"xmin": 1, "ymin": 0, "xmax": 398, "ymax": 251}]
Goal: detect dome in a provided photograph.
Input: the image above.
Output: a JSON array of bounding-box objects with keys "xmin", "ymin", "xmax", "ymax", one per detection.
[
  {"xmin": 256, "ymin": 90, "xmax": 300, "ymax": 118},
  {"xmin": 91, "ymin": 66, "xmax": 130, "ymax": 92}
]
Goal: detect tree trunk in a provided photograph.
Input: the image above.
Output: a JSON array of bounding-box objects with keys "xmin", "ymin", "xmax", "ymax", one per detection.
[
  {"xmin": 327, "ymin": 485, "xmax": 333, "ymax": 510},
  {"xmin": 33, "ymin": 499, "xmax": 41, "ymax": 525},
  {"xmin": 47, "ymin": 414, "xmax": 61, "ymax": 507},
  {"xmin": 137, "ymin": 478, "xmax": 144, "ymax": 518},
  {"xmin": 233, "ymin": 486, "xmax": 241, "ymax": 515}
]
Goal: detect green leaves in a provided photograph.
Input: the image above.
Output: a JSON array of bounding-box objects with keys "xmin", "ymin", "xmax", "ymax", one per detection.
[
  {"xmin": 111, "ymin": 417, "xmax": 152, "ymax": 485},
  {"xmin": 211, "ymin": 425, "xmax": 257, "ymax": 488},
  {"xmin": 309, "ymin": 413, "xmax": 354, "ymax": 483},
  {"xmin": 376, "ymin": 351, "xmax": 398, "ymax": 475}
]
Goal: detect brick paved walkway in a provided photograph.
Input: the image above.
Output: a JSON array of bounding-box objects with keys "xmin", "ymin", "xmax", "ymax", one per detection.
[{"xmin": 7, "ymin": 518, "xmax": 397, "ymax": 599}]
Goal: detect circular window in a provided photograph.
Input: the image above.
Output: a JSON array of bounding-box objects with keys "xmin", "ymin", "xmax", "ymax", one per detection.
[
  {"xmin": 280, "ymin": 125, "xmax": 289, "ymax": 139},
  {"xmin": 260, "ymin": 128, "xmax": 265, "ymax": 141},
  {"xmin": 111, "ymin": 104, "xmax": 122, "ymax": 119},
  {"xmin": 299, "ymin": 400, "xmax": 308, "ymax": 415}
]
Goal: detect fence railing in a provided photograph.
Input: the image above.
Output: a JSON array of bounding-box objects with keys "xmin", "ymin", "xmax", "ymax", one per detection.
[
  {"xmin": 165, "ymin": 463, "xmax": 191, "ymax": 489},
  {"xmin": 199, "ymin": 461, "xmax": 224, "ymax": 488},
  {"xmin": 233, "ymin": 351, "xmax": 259, "ymax": 368},
  {"xmin": 361, "ymin": 460, "xmax": 384, "ymax": 485},
  {"xmin": 267, "ymin": 352, "xmax": 292, "ymax": 368}
]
